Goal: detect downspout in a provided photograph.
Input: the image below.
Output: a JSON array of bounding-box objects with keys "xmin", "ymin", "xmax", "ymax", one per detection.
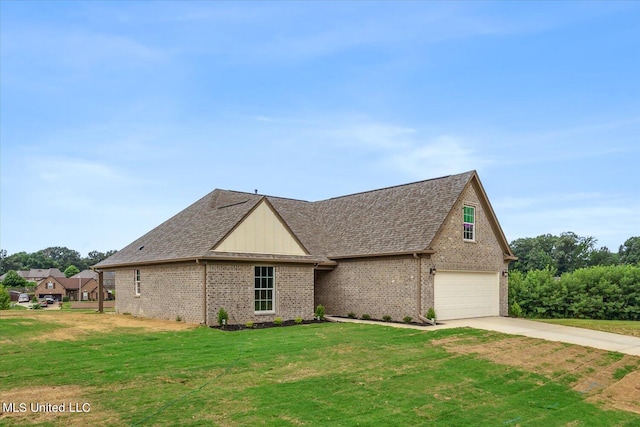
[{"xmin": 414, "ymin": 253, "xmax": 436, "ymax": 326}]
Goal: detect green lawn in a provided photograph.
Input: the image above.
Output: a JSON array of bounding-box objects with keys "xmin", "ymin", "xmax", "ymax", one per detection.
[
  {"xmin": 535, "ymin": 319, "xmax": 640, "ymax": 338},
  {"xmin": 1, "ymin": 315, "xmax": 639, "ymax": 426}
]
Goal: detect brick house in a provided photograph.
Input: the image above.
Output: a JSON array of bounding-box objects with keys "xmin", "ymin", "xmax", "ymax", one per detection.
[
  {"xmin": 94, "ymin": 171, "xmax": 516, "ymax": 325},
  {"xmin": 35, "ymin": 276, "xmax": 106, "ymax": 301}
]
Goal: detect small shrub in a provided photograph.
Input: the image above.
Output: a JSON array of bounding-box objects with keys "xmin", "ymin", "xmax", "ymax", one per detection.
[
  {"xmin": 31, "ymin": 303, "xmax": 41, "ymax": 310},
  {"xmin": 122, "ymin": 312, "xmax": 132, "ymax": 316},
  {"xmin": 175, "ymin": 315, "xmax": 182, "ymax": 322},
  {"xmin": 510, "ymin": 301, "xmax": 523, "ymax": 318},
  {"xmin": 217, "ymin": 308, "xmax": 229, "ymax": 326},
  {"xmin": 347, "ymin": 312, "xmax": 356, "ymax": 319},
  {"xmin": 426, "ymin": 307, "xmax": 436, "ymax": 322},
  {"xmin": 274, "ymin": 317, "xmax": 283, "ymax": 326},
  {"xmin": 382, "ymin": 315, "xmax": 391, "ymax": 322},
  {"xmin": 0, "ymin": 287, "xmax": 10, "ymax": 310},
  {"xmin": 403, "ymin": 316, "xmax": 412, "ymax": 323},
  {"xmin": 315, "ymin": 305, "xmax": 325, "ymax": 320},
  {"xmin": 361, "ymin": 314, "xmax": 371, "ymax": 320},
  {"xmin": 294, "ymin": 316, "xmax": 303, "ymax": 325},
  {"xmin": 245, "ymin": 321, "xmax": 254, "ymax": 329},
  {"xmin": 62, "ymin": 296, "xmax": 70, "ymax": 303}
]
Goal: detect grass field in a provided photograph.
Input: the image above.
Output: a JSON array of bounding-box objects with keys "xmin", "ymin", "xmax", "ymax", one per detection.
[
  {"xmin": 535, "ymin": 319, "xmax": 640, "ymax": 338},
  {"xmin": 1, "ymin": 311, "xmax": 639, "ymax": 426}
]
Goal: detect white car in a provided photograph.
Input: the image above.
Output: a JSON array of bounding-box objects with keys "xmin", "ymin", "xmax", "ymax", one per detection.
[{"xmin": 18, "ymin": 293, "xmax": 30, "ymax": 303}]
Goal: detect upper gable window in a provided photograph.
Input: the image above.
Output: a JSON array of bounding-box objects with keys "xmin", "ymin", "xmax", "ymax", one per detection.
[
  {"xmin": 46, "ymin": 282, "xmax": 54, "ymax": 289},
  {"xmin": 463, "ymin": 206, "xmax": 475, "ymax": 241}
]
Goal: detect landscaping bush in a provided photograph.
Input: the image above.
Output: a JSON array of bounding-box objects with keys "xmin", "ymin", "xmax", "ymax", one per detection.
[
  {"xmin": 509, "ymin": 265, "xmax": 640, "ymax": 320},
  {"xmin": 426, "ymin": 307, "xmax": 436, "ymax": 321},
  {"xmin": 315, "ymin": 305, "xmax": 325, "ymax": 320},
  {"xmin": 361, "ymin": 314, "xmax": 371, "ymax": 320},
  {"xmin": 294, "ymin": 316, "xmax": 303, "ymax": 325},
  {"xmin": 0, "ymin": 287, "xmax": 10, "ymax": 310},
  {"xmin": 245, "ymin": 321, "xmax": 254, "ymax": 329},
  {"xmin": 510, "ymin": 302, "xmax": 523, "ymax": 318},
  {"xmin": 382, "ymin": 315, "xmax": 391, "ymax": 322},
  {"xmin": 403, "ymin": 316, "xmax": 412, "ymax": 323},
  {"xmin": 347, "ymin": 312, "xmax": 356, "ymax": 319},
  {"xmin": 217, "ymin": 308, "xmax": 229, "ymax": 326},
  {"xmin": 274, "ymin": 317, "xmax": 283, "ymax": 326}
]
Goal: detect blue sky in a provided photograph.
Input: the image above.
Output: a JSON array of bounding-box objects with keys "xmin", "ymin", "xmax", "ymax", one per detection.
[{"xmin": 1, "ymin": 1, "xmax": 639, "ymax": 257}]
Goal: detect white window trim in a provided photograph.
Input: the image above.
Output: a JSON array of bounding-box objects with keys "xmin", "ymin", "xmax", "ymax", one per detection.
[
  {"xmin": 463, "ymin": 204, "xmax": 476, "ymax": 242},
  {"xmin": 134, "ymin": 269, "xmax": 141, "ymax": 297},
  {"xmin": 254, "ymin": 266, "xmax": 275, "ymax": 315},
  {"xmin": 46, "ymin": 282, "xmax": 54, "ymax": 289}
]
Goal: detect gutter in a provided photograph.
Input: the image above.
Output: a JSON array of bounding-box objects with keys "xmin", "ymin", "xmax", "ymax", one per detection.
[
  {"xmin": 330, "ymin": 249, "xmax": 435, "ymax": 261},
  {"xmin": 94, "ymin": 254, "xmax": 327, "ymax": 270}
]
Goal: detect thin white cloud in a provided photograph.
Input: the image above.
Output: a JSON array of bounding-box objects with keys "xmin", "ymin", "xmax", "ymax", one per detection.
[
  {"xmin": 323, "ymin": 123, "xmax": 415, "ymax": 150},
  {"xmin": 390, "ymin": 136, "xmax": 490, "ymax": 178}
]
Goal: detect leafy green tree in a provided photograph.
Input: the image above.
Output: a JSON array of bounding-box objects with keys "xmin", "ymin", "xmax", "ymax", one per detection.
[
  {"xmin": 85, "ymin": 250, "xmax": 117, "ymax": 267},
  {"xmin": 588, "ymin": 246, "xmax": 618, "ymax": 267},
  {"xmin": 511, "ymin": 232, "xmax": 599, "ymax": 274},
  {"xmin": 1, "ymin": 270, "xmax": 29, "ymax": 288},
  {"xmin": 64, "ymin": 265, "xmax": 81, "ymax": 278},
  {"xmin": 0, "ymin": 287, "xmax": 10, "ymax": 310},
  {"xmin": 38, "ymin": 246, "xmax": 84, "ymax": 271},
  {"xmin": 619, "ymin": 237, "xmax": 640, "ymax": 265}
]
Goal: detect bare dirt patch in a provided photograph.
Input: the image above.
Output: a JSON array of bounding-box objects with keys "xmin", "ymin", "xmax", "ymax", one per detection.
[
  {"xmin": 432, "ymin": 333, "xmax": 640, "ymax": 414},
  {"xmin": 1, "ymin": 310, "xmax": 197, "ymax": 342},
  {"xmin": 0, "ymin": 385, "xmax": 122, "ymax": 426}
]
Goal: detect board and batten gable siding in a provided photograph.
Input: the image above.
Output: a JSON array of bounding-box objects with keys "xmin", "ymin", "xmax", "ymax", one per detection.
[
  {"xmin": 206, "ymin": 263, "xmax": 314, "ymax": 326},
  {"xmin": 114, "ymin": 264, "xmax": 205, "ymax": 323},
  {"xmin": 213, "ymin": 200, "xmax": 307, "ymax": 256},
  {"xmin": 430, "ymin": 180, "xmax": 510, "ymax": 316}
]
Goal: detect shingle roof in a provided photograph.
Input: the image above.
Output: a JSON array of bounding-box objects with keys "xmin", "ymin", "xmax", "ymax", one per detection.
[{"xmin": 95, "ymin": 171, "xmax": 495, "ymax": 268}]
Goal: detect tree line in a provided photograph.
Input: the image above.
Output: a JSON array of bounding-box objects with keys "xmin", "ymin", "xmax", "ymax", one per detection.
[
  {"xmin": 510, "ymin": 233, "xmax": 640, "ymax": 275},
  {"xmin": 0, "ymin": 247, "xmax": 117, "ymax": 277},
  {"xmin": 508, "ymin": 233, "xmax": 640, "ymax": 320}
]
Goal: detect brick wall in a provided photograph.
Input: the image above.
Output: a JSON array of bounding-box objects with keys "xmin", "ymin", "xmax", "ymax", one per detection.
[
  {"xmin": 114, "ymin": 263, "xmax": 205, "ymax": 324},
  {"xmin": 315, "ymin": 256, "xmax": 423, "ymax": 321},
  {"xmin": 316, "ymin": 180, "xmax": 511, "ymax": 319},
  {"xmin": 430, "ymin": 180, "xmax": 510, "ymax": 315},
  {"xmin": 206, "ymin": 262, "xmax": 314, "ymax": 326}
]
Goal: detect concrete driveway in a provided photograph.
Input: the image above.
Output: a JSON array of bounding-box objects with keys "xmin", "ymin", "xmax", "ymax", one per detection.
[
  {"xmin": 437, "ymin": 317, "xmax": 640, "ymax": 356},
  {"xmin": 326, "ymin": 315, "xmax": 640, "ymax": 356}
]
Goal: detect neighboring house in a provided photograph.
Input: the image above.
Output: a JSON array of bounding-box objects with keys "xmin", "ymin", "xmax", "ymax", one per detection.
[
  {"xmin": 94, "ymin": 171, "xmax": 516, "ymax": 325},
  {"xmin": 35, "ymin": 276, "xmax": 105, "ymax": 301},
  {"xmin": 0, "ymin": 268, "xmax": 65, "ymax": 283},
  {"xmin": 73, "ymin": 269, "xmax": 116, "ymax": 292}
]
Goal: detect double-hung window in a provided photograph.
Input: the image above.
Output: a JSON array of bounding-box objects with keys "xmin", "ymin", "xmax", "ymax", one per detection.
[
  {"xmin": 46, "ymin": 282, "xmax": 54, "ymax": 290},
  {"xmin": 254, "ymin": 266, "xmax": 274, "ymax": 313},
  {"xmin": 463, "ymin": 205, "xmax": 475, "ymax": 241},
  {"xmin": 134, "ymin": 269, "xmax": 141, "ymax": 296}
]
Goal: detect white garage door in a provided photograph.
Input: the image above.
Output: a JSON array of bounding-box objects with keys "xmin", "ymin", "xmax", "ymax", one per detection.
[{"xmin": 434, "ymin": 271, "xmax": 499, "ymax": 320}]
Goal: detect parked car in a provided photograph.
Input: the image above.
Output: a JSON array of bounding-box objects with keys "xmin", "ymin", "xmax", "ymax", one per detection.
[
  {"xmin": 44, "ymin": 295, "xmax": 55, "ymax": 304},
  {"xmin": 18, "ymin": 293, "xmax": 30, "ymax": 303},
  {"xmin": 38, "ymin": 298, "xmax": 48, "ymax": 307}
]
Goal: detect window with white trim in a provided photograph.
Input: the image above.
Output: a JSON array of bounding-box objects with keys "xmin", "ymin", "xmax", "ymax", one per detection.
[
  {"xmin": 254, "ymin": 266, "xmax": 274, "ymax": 313},
  {"xmin": 46, "ymin": 282, "xmax": 54, "ymax": 289},
  {"xmin": 463, "ymin": 205, "xmax": 475, "ymax": 241},
  {"xmin": 134, "ymin": 269, "xmax": 141, "ymax": 296}
]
